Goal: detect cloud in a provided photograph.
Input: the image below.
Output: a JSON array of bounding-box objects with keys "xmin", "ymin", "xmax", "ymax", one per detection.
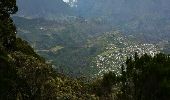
[{"xmin": 63, "ymin": 0, "xmax": 69, "ymax": 2}]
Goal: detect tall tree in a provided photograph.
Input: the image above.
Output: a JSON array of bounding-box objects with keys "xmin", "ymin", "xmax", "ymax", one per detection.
[
  {"xmin": 120, "ymin": 53, "xmax": 170, "ymax": 100},
  {"xmin": 0, "ymin": 0, "xmax": 18, "ymax": 50}
]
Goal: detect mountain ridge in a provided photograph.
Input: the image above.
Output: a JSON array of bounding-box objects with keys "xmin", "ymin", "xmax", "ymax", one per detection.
[{"xmin": 17, "ymin": 0, "xmax": 73, "ymax": 19}]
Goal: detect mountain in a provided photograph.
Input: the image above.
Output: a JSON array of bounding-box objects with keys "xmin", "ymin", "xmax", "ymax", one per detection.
[
  {"xmin": 16, "ymin": 0, "xmax": 170, "ymax": 43},
  {"xmin": 2, "ymin": 0, "xmax": 170, "ymax": 99},
  {"xmin": 13, "ymin": 16, "xmax": 113, "ymax": 76},
  {"xmin": 75, "ymin": 0, "xmax": 170, "ymax": 19},
  {"xmin": 16, "ymin": 0, "xmax": 73, "ymax": 19},
  {"xmin": 13, "ymin": 16, "xmax": 162, "ymax": 77},
  {"xmin": 14, "ymin": 0, "xmax": 170, "ymax": 76},
  {"xmin": 74, "ymin": 0, "xmax": 170, "ymax": 42}
]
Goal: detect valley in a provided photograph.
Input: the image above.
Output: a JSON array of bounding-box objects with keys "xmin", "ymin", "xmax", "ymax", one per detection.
[
  {"xmin": 14, "ymin": 16, "xmax": 162, "ymax": 77},
  {"xmin": 14, "ymin": 0, "xmax": 170, "ymax": 77},
  {"xmin": 1, "ymin": 0, "xmax": 170, "ymax": 99}
]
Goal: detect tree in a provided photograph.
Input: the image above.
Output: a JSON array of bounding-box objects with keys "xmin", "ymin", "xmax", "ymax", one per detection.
[
  {"xmin": 119, "ymin": 53, "xmax": 170, "ymax": 100},
  {"xmin": 0, "ymin": 0, "xmax": 18, "ymax": 50}
]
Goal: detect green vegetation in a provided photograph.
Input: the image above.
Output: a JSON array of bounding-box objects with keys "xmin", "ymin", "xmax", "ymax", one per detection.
[
  {"xmin": 13, "ymin": 16, "xmax": 113, "ymax": 76},
  {"xmin": 0, "ymin": 0, "xmax": 18, "ymax": 50},
  {"xmin": 0, "ymin": 0, "xmax": 97, "ymax": 99},
  {"xmin": 14, "ymin": 16, "xmax": 160, "ymax": 77},
  {"xmin": 119, "ymin": 53, "xmax": 170, "ymax": 100},
  {"xmin": 0, "ymin": 0, "xmax": 170, "ymax": 100}
]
